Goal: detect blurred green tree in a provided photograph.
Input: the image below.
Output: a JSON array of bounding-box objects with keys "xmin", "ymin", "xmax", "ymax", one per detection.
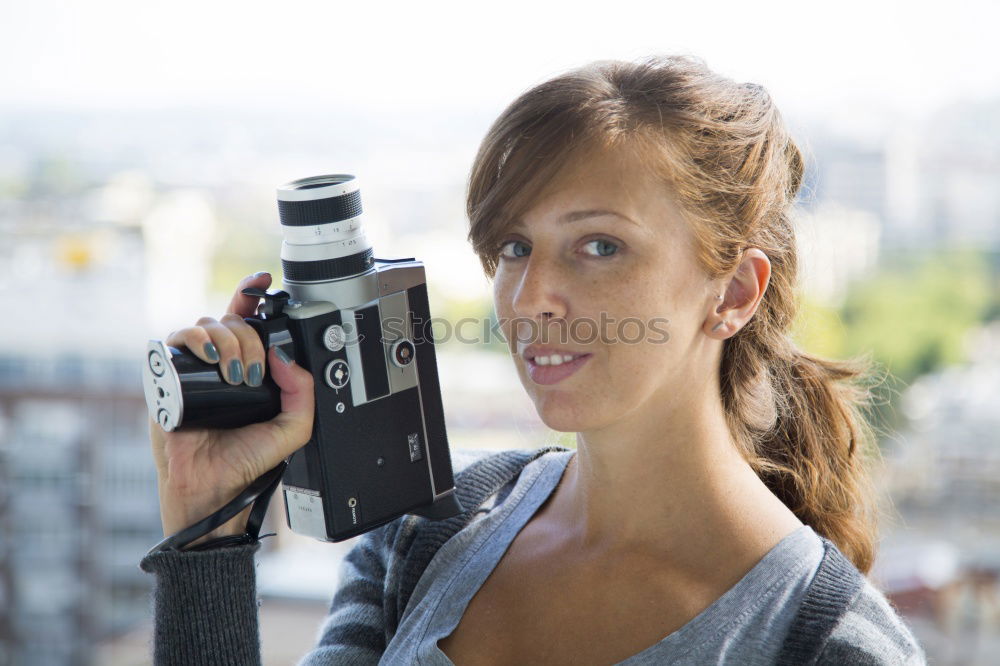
[
  {"xmin": 840, "ymin": 247, "xmax": 992, "ymax": 384},
  {"xmin": 793, "ymin": 247, "xmax": 995, "ymax": 438}
]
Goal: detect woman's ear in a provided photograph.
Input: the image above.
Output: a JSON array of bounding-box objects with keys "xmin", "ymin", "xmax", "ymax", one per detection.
[{"xmin": 707, "ymin": 248, "xmax": 771, "ymax": 339}]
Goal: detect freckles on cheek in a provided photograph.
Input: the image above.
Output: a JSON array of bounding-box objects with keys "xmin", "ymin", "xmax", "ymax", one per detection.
[
  {"xmin": 603, "ymin": 345, "xmax": 671, "ymax": 407},
  {"xmin": 492, "ymin": 278, "xmax": 513, "ymax": 317},
  {"xmin": 493, "ymin": 283, "xmax": 518, "ymax": 351},
  {"xmin": 606, "ymin": 292, "xmax": 666, "ymax": 327}
]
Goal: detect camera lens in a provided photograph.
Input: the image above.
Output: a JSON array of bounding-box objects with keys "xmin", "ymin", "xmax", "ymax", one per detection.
[{"xmin": 277, "ymin": 174, "xmax": 375, "ymax": 282}]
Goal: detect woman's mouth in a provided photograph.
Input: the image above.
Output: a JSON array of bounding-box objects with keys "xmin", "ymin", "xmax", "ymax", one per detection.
[{"xmin": 524, "ymin": 350, "xmax": 593, "ymax": 385}]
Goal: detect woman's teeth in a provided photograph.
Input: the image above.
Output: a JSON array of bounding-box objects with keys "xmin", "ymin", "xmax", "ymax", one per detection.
[{"xmin": 535, "ymin": 354, "xmax": 578, "ymax": 366}]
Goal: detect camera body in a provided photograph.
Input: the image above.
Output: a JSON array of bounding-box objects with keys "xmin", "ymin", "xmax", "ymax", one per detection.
[{"xmin": 142, "ymin": 175, "xmax": 462, "ymax": 542}]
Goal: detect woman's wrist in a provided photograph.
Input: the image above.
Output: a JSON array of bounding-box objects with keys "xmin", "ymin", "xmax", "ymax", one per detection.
[
  {"xmin": 186, "ymin": 510, "xmax": 251, "ymax": 548},
  {"xmin": 160, "ymin": 501, "xmax": 252, "ymax": 546}
]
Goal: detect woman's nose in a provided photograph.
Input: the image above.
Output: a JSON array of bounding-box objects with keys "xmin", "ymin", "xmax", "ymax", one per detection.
[{"xmin": 511, "ymin": 257, "xmax": 568, "ymax": 321}]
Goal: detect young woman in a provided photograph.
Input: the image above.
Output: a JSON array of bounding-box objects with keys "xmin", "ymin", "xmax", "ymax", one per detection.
[{"xmin": 141, "ymin": 56, "xmax": 925, "ymax": 664}]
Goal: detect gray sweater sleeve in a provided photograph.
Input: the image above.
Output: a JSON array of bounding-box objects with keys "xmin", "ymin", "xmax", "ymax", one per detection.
[
  {"xmin": 296, "ymin": 528, "xmax": 393, "ymax": 665},
  {"xmin": 139, "ymin": 543, "xmax": 263, "ymax": 666},
  {"xmin": 140, "ymin": 528, "xmax": 398, "ymax": 666}
]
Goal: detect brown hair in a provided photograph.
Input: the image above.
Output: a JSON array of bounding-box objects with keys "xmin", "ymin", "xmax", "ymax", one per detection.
[{"xmin": 466, "ymin": 55, "xmax": 882, "ymax": 573}]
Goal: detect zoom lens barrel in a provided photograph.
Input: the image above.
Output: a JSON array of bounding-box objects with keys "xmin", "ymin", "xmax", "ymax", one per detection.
[{"xmin": 278, "ymin": 174, "xmax": 375, "ymax": 282}]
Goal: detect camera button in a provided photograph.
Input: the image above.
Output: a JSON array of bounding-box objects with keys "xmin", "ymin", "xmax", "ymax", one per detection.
[
  {"xmin": 325, "ymin": 359, "xmax": 350, "ymax": 389},
  {"xmin": 148, "ymin": 350, "xmax": 166, "ymax": 377},
  {"xmin": 323, "ymin": 325, "xmax": 347, "ymax": 352},
  {"xmin": 390, "ymin": 339, "xmax": 416, "ymax": 368}
]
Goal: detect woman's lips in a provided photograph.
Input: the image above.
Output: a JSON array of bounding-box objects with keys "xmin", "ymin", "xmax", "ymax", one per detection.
[{"xmin": 526, "ymin": 354, "xmax": 593, "ymax": 385}]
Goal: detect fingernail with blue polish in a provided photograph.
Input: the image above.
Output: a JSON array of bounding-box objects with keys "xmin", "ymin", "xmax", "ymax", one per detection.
[
  {"xmin": 228, "ymin": 359, "xmax": 244, "ymax": 384},
  {"xmin": 247, "ymin": 362, "xmax": 263, "ymax": 387},
  {"xmin": 203, "ymin": 342, "xmax": 220, "ymax": 362},
  {"xmin": 252, "ymin": 271, "xmax": 270, "ymax": 279},
  {"xmin": 274, "ymin": 346, "xmax": 294, "ymax": 366}
]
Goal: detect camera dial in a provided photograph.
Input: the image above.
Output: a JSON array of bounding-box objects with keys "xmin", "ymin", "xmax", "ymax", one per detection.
[
  {"xmin": 390, "ymin": 339, "xmax": 416, "ymax": 368},
  {"xmin": 325, "ymin": 359, "xmax": 350, "ymax": 389}
]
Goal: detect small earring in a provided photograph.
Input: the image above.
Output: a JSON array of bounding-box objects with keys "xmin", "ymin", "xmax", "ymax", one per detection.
[{"xmin": 712, "ymin": 320, "xmax": 726, "ymax": 332}]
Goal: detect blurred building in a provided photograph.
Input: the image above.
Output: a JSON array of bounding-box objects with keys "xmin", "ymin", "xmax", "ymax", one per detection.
[
  {"xmin": 809, "ymin": 98, "xmax": 1000, "ymax": 253},
  {"xmin": 0, "ymin": 356, "xmax": 150, "ymax": 665},
  {"xmin": 876, "ymin": 321, "xmax": 1000, "ymax": 663},
  {"xmin": 915, "ymin": 99, "xmax": 1000, "ymax": 250},
  {"xmin": 0, "ymin": 171, "xmax": 219, "ymax": 664},
  {"xmin": 887, "ymin": 321, "xmax": 1000, "ymax": 536},
  {"xmin": 794, "ymin": 202, "xmax": 881, "ymax": 307},
  {"xmin": 808, "ymin": 133, "xmax": 889, "ymax": 223}
]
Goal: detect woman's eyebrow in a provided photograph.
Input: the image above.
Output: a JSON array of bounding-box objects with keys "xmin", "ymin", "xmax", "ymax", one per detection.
[
  {"xmin": 507, "ymin": 209, "xmax": 640, "ymax": 230},
  {"xmin": 559, "ymin": 209, "xmax": 639, "ymax": 226}
]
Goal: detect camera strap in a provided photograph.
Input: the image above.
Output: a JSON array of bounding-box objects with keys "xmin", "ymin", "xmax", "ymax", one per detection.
[{"xmin": 145, "ymin": 460, "xmax": 288, "ymax": 555}]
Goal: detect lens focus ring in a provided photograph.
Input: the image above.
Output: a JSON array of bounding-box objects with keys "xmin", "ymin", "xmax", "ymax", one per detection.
[
  {"xmin": 282, "ymin": 248, "xmax": 375, "ymax": 282},
  {"xmin": 278, "ymin": 190, "xmax": 363, "ymax": 227}
]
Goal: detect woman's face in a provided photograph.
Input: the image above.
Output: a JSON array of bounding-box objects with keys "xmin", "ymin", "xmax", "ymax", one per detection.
[{"xmin": 492, "ymin": 145, "xmax": 719, "ymax": 433}]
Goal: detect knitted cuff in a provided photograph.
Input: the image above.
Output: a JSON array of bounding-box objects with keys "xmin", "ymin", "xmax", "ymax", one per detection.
[{"xmin": 139, "ymin": 543, "xmax": 262, "ymax": 666}]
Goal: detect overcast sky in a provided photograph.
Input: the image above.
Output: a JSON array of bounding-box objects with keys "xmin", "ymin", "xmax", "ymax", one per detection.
[{"xmin": 2, "ymin": 0, "xmax": 997, "ymax": 126}]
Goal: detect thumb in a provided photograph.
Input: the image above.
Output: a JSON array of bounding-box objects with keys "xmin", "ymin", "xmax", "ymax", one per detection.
[{"xmin": 267, "ymin": 346, "xmax": 316, "ymax": 458}]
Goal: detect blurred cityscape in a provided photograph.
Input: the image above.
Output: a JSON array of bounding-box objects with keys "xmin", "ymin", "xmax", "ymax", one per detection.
[{"xmin": 0, "ymin": 97, "xmax": 998, "ymax": 665}]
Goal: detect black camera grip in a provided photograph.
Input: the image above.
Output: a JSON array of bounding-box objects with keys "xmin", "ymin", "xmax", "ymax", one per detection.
[{"xmin": 165, "ymin": 316, "xmax": 291, "ymax": 431}]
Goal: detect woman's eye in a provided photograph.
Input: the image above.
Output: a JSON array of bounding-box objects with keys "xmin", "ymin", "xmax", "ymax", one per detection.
[
  {"xmin": 582, "ymin": 239, "xmax": 619, "ymax": 257},
  {"xmin": 499, "ymin": 240, "xmax": 531, "ymax": 259}
]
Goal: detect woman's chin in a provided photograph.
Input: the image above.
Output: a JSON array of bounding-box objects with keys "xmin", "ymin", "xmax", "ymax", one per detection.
[{"xmin": 531, "ymin": 395, "xmax": 601, "ymax": 433}]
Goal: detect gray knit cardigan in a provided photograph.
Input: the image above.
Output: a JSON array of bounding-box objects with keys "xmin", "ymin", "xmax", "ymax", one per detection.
[{"xmin": 140, "ymin": 446, "xmax": 926, "ymax": 665}]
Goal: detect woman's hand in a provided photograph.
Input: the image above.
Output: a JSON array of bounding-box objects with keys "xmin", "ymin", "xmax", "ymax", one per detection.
[{"xmin": 148, "ymin": 272, "xmax": 315, "ymax": 544}]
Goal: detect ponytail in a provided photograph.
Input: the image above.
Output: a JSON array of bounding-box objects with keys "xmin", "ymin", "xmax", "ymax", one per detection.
[{"xmin": 721, "ymin": 329, "xmax": 881, "ymax": 573}]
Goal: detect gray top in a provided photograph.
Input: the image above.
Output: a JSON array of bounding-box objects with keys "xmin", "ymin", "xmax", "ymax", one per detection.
[
  {"xmin": 140, "ymin": 445, "xmax": 925, "ymax": 665},
  {"xmin": 379, "ymin": 449, "xmax": 826, "ymax": 665}
]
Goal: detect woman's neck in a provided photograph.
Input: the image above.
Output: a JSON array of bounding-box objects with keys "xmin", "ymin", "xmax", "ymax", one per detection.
[{"xmin": 551, "ymin": 384, "xmax": 802, "ymax": 571}]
